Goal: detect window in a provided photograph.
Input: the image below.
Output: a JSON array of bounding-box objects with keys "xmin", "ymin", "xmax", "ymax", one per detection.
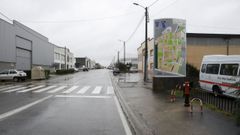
[
  {"xmin": 201, "ymin": 64, "xmax": 206, "ymax": 73},
  {"xmin": 9, "ymin": 71, "xmax": 17, "ymax": 74},
  {"xmin": 150, "ymin": 49, "xmax": 154, "ymax": 56},
  {"xmin": 206, "ymin": 64, "xmax": 219, "ymax": 74},
  {"xmin": 220, "ymin": 64, "xmax": 239, "ymax": 76},
  {"xmin": 0, "ymin": 71, "xmax": 9, "ymax": 74}
]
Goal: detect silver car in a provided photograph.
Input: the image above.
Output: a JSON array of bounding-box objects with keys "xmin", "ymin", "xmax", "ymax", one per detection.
[{"xmin": 0, "ymin": 69, "xmax": 27, "ymax": 81}]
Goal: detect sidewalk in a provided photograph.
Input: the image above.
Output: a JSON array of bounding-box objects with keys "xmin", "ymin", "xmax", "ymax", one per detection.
[{"xmin": 111, "ymin": 73, "xmax": 240, "ymax": 135}]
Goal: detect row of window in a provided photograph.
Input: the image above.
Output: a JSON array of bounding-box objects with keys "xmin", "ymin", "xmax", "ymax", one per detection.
[
  {"xmin": 54, "ymin": 53, "xmax": 73, "ymax": 63},
  {"xmin": 201, "ymin": 63, "xmax": 240, "ymax": 76}
]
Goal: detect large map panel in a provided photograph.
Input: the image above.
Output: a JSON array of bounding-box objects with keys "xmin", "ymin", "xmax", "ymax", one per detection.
[{"xmin": 154, "ymin": 18, "xmax": 186, "ymax": 76}]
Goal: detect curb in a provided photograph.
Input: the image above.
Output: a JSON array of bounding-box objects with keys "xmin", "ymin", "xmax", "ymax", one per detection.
[{"xmin": 109, "ymin": 73, "xmax": 153, "ymax": 135}]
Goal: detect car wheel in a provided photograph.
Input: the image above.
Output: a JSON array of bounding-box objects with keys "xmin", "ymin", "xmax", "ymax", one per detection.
[
  {"xmin": 13, "ymin": 77, "xmax": 18, "ymax": 82},
  {"xmin": 213, "ymin": 86, "xmax": 222, "ymax": 96}
]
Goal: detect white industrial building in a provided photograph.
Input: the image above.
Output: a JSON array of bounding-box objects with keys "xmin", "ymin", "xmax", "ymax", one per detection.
[
  {"xmin": 53, "ymin": 45, "xmax": 75, "ymax": 70},
  {"xmin": 0, "ymin": 18, "xmax": 54, "ymax": 71}
]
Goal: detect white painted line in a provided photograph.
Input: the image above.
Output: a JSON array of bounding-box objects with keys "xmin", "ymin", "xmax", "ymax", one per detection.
[
  {"xmin": 33, "ymin": 86, "xmax": 57, "ymax": 93},
  {"xmin": 0, "ymin": 85, "xmax": 11, "ymax": 89},
  {"xmin": 47, "ymin": 86, "xmax": 67, "ymax": 93},
  {"xmin": 0, "ymin": 95, "xmax": 52, "ymax": 121},
  {"xmin": 4, "ymin": 86, "xmax": 29, "ymax": 93},
  {"xmin": 62, "ymin": 86, "xmax": 79, "ymax": 94},
  {"xmin": 113, "ymin": 96, "xmax": 132, "ymax": 135},
  {"xmin": 107, "ymin": 86, "xmax": 114, "ymax": 95},
  {"xmin": 0, "ymin": 85, "xmax": 22, "ymax": 92},
  {"xmin": 91, "ymin": 86, "xmax": 102, "ymax": 94},
  {"xmin": 55, "ymin": 95, "xmax": 111, "ymax": 99},
  {"xmin": 17, "ymin": 85, "xmax": 45, "ymax": 93},
  {"xmin": 77, "ymin": 86, "xmax": 90, "ymax": 94}
]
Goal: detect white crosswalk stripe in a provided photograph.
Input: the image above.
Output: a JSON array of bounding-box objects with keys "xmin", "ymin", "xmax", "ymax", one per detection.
[
  {"xmin": 77, "ymin": 86, "xmax": 90, "ymax": 94},
  {"xmin": 91, "ymin": 86, "xmax": 102, "ymax": 94},
  {"xmin": 62, "ymin": 86, "xmax": 79, "ymax": 94},
  {"xmin": 33, "ymin": 86, "xmax": 57, "ymax": 93},
  {"xmin": 18, "ymin": 85, "xmax": 45, "ymax": 93},
  {"xmin": 107, "ymin": 86, "xmax": 114, "ymax": 94},
  {"xmin": 47, "ymin": 86, "xmax": 67, "ymax": 93},
  {"xmin": 0, "ymin": 85, "xmax": 22, "ymax": 92},
  {"xmin": 4, "ymin": 85, "xmax": 34, "ymax": 93}
]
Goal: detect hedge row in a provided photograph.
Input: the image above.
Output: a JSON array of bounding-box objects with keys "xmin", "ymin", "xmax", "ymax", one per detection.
[{"xmin": 56, "ymin": 69, "xmax": 75, "ymax": 75}]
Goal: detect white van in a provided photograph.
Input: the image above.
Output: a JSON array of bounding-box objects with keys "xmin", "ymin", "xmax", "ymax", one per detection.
[{"xmin": 199, "ymin": 55, "xmax": 240, "ymax": 98}]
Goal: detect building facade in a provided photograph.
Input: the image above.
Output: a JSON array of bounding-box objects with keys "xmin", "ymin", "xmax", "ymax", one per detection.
[
  {"xmin": 137, "ymin": 33, "xmax": 240, "ymax": 75},
  {"xmin": 75, "ymin": 57, "xmax": 95, "ymax": 69},
  {"xmin": 137, "ymin": 38, "xmax": 154, "ymax": 72},
  {"xmin": 0, "ymin": 19, "xmax": 54, "ymax": 71},
  {"xmin": 53, "ymin": 45, "xmax": 75, "ymax": 70}
]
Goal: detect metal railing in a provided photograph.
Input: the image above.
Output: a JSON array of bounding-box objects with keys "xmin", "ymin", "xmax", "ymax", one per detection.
[{"xmin": 191, "ymin": 88, "xmax": 240, "ymax": 114}]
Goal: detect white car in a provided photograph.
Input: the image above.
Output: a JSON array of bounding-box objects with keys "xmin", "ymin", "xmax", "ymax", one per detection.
[{"xmin": 0, "ymin": 69, "xmax": 27, "ymax": 82}]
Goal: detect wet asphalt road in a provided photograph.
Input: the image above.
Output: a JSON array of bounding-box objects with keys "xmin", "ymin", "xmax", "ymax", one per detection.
[{"xmin": 0, "ymin": 69, "xmax": 130, "ymax": 135}]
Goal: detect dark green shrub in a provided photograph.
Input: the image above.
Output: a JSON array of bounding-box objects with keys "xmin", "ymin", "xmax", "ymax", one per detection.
[
  {"xmin": 23, "ymin": 70, "xmax": 31, "ymax": 79},
  {"xmin": 44, "ymin": 70, "xmax": 50, "ymax": 79},
  {"xmin": 56, "ymin": 69, "xmax": 75, "ymax": 75},
  {"xmin": 115, "ymin": 62, "xmax": 127, "ymax": 73}
]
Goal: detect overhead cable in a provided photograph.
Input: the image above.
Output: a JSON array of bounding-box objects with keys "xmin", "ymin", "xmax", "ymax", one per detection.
[{"xmin": 126, "ymin": 15, "xmax": 145, "ymax": 42}]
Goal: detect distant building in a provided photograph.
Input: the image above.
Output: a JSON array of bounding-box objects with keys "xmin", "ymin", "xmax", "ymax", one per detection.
[
  {"xmin": 137, "ymin": 38, "xmax": 154, "ymax": 73},
  {"xmin": 0, "ymin": 18, "xmax": 54, "ymax": 71},
  {"xmin": 53, "ymin": 45, "xmax": 75, "ymax": 70},
  {"xmin": 75, "ymin": 57, "xmax": 95, "ymax": 69}
]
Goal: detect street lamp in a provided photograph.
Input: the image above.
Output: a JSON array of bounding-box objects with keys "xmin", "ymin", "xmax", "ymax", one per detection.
[
  {"xmin": 119, "ymin": 40, "xmax": 126, "ymax": 64},
  {"xmin": 133, "ymin": 2, "xmax": 149, "ymax": 82}
]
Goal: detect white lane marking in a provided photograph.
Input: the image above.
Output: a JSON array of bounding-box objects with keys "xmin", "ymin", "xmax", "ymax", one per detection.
[
  {"xmin": 113, "ymin": 96, "xmax": 132, "ymax": 135},
  {"xmin": 0, "ymin": 95, "xmax": 52, "ymax": 121},
  {"xmin": 77, "ymin": 86, "xmax": 90, "ymax": 94},
  {"xmin": 33, "ymin": 86, "xmax": 57, "ymax": 93},
  {"xmin": 4, "ymin": 85, "xmax": 34, "ymax": 93},
  {"xmin": 62, "ymin": 86, "xmax": 79, "ymax": 94},
  {"xmin": 0, "ymin": 85, "xmax": 22, "ymax": 92},
  {"xmin": 55, "ymin": 95, "xmax": 111, "ymax": 99},
  {"xmin": 91, "ymin": 86, "xmax": 102, "ymax": 94},
  {"xmin": 47, "ymin": 86, "xmax": 67, "ymax": 93},
  {"xmin": 0, "ymin": 85, "xmax": 11, "ymax": 89},
  {"xmin": 17, "ymin": 85, "xmax": 45, "ymax": 93},
  {"xmin": 107, "ymin": 86, "xmax": 114, "ymax": 95}
]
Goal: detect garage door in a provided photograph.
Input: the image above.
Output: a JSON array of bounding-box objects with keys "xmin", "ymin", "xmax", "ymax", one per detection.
[{"xmin": 16, "ymin": 48, "xmax": 31, "ymax": 70}]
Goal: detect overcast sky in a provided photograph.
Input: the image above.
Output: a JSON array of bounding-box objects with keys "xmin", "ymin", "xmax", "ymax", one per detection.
[{"xmin": 1, "ymin": 0, "xmax": 240, "ymax": 66}]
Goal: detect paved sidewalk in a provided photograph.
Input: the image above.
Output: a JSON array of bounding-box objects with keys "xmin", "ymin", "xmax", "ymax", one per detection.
[{"xmin": 111, "ymin": 73, "xmax": 240, "ymax": 135}]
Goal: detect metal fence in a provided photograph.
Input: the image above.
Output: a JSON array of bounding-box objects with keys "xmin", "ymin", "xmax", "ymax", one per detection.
[{"xmin": 191, "ymin": 88, "xmax": 240, "ymax": 114}]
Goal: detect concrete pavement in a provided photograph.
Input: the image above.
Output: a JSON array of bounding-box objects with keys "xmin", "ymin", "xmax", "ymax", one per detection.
[{"xmin": 111, "ymin": 73, "xmax": 240, "ymax": 135}]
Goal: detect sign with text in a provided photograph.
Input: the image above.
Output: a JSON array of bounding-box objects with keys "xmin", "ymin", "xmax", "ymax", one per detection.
[{"xmin": 154, "ymin": 18, "xmax": 186, "ymax": 77}]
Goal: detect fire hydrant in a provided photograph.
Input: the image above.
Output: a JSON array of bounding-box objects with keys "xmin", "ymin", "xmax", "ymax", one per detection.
[{"xmin": 184, "ymin": 81, "xmax": 190, "ymax": 107}]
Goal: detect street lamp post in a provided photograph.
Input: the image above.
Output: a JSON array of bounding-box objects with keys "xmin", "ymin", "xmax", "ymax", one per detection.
[
  {"xmin": 133, "ymin": 3, "xmax": 149, "ymax": 82},
  {"xmin": 119, "ymin": 40, "xmax": 126, "ymax": 64}
]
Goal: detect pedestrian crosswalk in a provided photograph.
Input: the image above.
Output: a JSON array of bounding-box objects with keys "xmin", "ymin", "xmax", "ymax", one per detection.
[{"xmin": 0, "ymin": 84, "xmax": 115, "ymax": 95}]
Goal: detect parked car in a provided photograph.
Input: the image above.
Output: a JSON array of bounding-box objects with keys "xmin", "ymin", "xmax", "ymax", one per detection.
[
  {"xmin": 0, "ymin": 69, "xmax": 27, "ymax": 82},
  {"xmin": 129, "ymin": 67, "xmax": 138, "ymax": 73},
  {"xmin": 113, "ymin": 68, "xmax": 120, "ymax": 75}
]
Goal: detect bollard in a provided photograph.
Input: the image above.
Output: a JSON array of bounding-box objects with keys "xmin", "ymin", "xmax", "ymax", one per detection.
[
  {"xmin": 190, "ymin": 98, "xmax": 203, "ymax": 114},
  {"xmin": 184, "ymin": 81, "xmax": 190, "ymax": 107}
]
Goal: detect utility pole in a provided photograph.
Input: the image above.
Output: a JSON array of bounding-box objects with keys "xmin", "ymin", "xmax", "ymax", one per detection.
[
  {"xmin": 117, "ymin": 51, "xmax": 120, "ymax": 64},
  {"xmin": 124, "ymin": 41, "xmax": 126, "ymax": 65},
  {"xmin": 144, "ymin": 7, "xmax": 149, "ymax": 82},
  {"xmin": 133, "ymin": 3, "xmax": 149, "ymax": 82}
]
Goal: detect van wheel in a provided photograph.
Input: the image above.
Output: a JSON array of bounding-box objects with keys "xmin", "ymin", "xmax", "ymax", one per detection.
[
  {"xmin": 213, "ymin": 86, "xmax": 222, "ymax": 96},
  {"xmin": 13, "ymin": 77, "xmax": 18, "ymax": 82}
]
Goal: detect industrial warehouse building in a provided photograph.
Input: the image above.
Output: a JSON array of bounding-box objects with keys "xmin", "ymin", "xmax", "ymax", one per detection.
[
  {"xmin": 0, "ymin": 19, "xmax": 54, "ymax": 71},
  {"xmin": 138, "ymin": 33, "xmax": 240, "ymax": 74}
]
